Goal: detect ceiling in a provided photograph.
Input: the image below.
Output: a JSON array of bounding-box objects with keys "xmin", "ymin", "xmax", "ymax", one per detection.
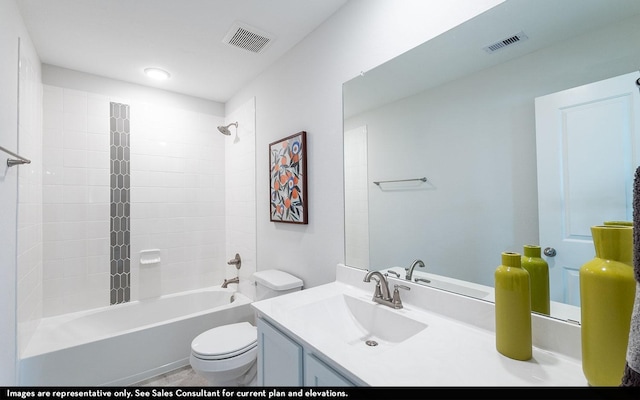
[{"xmin": 16, "ymin": 0, "xmax": 349, "ymax": 103}]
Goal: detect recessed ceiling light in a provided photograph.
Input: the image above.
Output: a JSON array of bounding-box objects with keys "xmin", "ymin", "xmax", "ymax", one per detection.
[{"xmin": 144, "ymin": 67, "xmax": 170, "ymax": 80}]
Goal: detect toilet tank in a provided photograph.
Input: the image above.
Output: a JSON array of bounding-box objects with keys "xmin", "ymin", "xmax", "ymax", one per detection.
[{"xmin": 253, "ymin": 269, "xmax": 303, "ymax": 301}]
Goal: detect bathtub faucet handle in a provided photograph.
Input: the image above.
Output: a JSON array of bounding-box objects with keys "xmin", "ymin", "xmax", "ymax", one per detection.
[{"xmin": 227, "ymin": 253, "xmax": 241, "ymax": 269}]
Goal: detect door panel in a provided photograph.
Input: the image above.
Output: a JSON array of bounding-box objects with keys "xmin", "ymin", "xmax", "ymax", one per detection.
[{"xmin": 535, "ymin": 71, "xmax": 640, "ymax": 308}]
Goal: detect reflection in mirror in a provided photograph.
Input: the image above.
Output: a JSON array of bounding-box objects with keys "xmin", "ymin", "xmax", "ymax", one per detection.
[{"xmin": 343, "ymin": 0, "xmax": 640, "ymax": 322}]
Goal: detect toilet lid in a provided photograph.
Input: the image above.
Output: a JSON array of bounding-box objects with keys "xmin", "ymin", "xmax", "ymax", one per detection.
[{"xmin": 191, "ymin": 322, "xmax": 257, "ymax": 360}]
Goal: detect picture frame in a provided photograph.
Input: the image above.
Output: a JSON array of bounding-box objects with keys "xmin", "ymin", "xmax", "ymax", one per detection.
[{"xmin": 269, "ymin": 131, "xmax": 308, "ymax": 224}]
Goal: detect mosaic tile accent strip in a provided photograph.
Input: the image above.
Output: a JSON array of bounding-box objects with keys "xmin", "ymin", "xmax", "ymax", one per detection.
[{"xmin": 110, "ymin": 102, "xmax": 131, "ymax": 305}]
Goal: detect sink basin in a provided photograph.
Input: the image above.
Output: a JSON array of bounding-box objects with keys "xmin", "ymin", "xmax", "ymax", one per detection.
[{"xmin": 287, "ymin": 293, "xmax": 427, "ymax": 347}]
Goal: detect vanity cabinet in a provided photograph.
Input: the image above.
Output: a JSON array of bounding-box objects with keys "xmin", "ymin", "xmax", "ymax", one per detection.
[
  {"xmin": 257, "ymin": 316, "xmax": 303, "ymax": 386},
  {"xmin": 256, "ymin": 317, "xmax": 356, "ymax": 387},
  {"xmin": 304, "ymin": 353, "xmax": 354, "ymax": 386}
]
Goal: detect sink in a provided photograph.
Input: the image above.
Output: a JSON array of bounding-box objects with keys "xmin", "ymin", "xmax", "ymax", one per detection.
[{"xmin": 287, "ymin": 293, "xmax": 427, "ymax": 347}]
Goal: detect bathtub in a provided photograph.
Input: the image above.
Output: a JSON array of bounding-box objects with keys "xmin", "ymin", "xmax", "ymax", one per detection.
[{"xmin": 19, "ymin": 286, "xmax": 255, "ymax": 386}]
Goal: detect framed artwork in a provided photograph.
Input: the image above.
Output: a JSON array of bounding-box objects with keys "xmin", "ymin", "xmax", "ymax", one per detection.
[{"xmin": 269, "ymin": 131, "xmax": 308, "ymax": 224}]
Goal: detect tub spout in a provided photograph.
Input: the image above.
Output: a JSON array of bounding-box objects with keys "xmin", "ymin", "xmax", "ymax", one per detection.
[{"xmin": 222, "ymin": 276, "xmax": 239, "ymax": 288}]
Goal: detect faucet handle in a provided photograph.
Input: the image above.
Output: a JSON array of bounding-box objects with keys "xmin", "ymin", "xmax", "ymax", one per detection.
[
  {"xmin": 385, "ymin": 270, "xmax": 400, "ymax": 278},
  {"xmin": 392, "ymin": 284, "xmax": 410, "ymax": 309},
  {"xmin": 373, "ymin": 283, "xmax": 383, "ymax": 299},
  {"xmin": 227, "ymin": 253, "xmax": 241, "ymax": 269}
]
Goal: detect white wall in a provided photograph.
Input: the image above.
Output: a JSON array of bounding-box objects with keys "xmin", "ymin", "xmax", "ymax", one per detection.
[
  {"xmin": 226, "ymin": 0, "xmax": 504, "ymax": 288},
  {"xmin": 40, "ymin": 67, "xmax": 229, "ymax": 316},
  {"xmin": 0, "ymin": 0, "xmax": 42, "ymax": 386}
]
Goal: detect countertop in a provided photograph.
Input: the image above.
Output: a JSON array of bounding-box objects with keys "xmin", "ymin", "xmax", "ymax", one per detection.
[{"xmin": 251, "ymin": 265, "xmax": 588, "ymax": 387}]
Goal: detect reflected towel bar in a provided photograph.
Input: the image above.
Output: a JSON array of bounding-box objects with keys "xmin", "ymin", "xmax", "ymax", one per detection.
[
  {"xmin": 373, "ymin": 177, "xmax": 427, "ymax": 186},
  {"xmin": 1, "ymin": 145, "xmax": 31, "ymax": 167}
]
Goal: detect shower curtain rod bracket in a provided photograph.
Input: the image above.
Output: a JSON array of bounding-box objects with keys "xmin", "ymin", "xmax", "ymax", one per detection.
[{"xmin": 1, "ymin": 145, "xmax": 31, "ymax": 167}]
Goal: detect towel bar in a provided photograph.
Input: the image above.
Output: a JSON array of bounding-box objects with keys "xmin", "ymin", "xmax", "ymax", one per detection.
[{"xmin": 373, "ymin": 177, "xmax": 427, "ymax": 186}]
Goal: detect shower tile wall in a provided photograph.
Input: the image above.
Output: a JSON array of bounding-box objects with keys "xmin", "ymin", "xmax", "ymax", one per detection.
[
  {"xmin": 110, "ymin": 102, "xmax": 131, "ymax": 304},
  {"xmin": 42, "ymin": 86, "xmax": 111, "ymax": 316},
  {"xmin": 224, "ymin": 97, "xmax": 257, "ymax": 295},
  {"xmin": 42, "ymin": 85, "xmax": 227, "ymax": 317}
]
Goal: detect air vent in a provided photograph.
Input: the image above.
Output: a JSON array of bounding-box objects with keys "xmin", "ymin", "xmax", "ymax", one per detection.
[
  {"xmin": 483, "ymin": 31, "xmax": 529, "ymax": 53},
  {"xmin": 223, "ymin": 22, "xmax": 273, "ymax": 54}
]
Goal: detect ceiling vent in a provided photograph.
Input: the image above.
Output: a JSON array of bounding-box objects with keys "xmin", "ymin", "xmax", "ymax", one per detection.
[
  {"xmin": 483, "ymin": 31, "xmax": 529, "ymax": 53},
  {"xmin": 223, "ymin": 22, "xmax": 273, "ymax": 54}
]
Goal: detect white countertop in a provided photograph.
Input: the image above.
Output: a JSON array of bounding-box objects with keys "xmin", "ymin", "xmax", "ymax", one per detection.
[{"xmin": 251, "ymin": 265, "xmax": 587, "ymax": 387}]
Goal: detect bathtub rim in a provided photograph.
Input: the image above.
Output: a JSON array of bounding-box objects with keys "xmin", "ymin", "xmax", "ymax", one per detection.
[{"xmin": 21, "ymin": 285, "xmax": 250, "ymax": 359}]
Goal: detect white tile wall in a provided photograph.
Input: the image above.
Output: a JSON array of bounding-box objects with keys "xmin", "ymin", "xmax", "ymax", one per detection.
[
  {"xmin": 42, "ymin": 85, "xmax": 230, "ymax": 316},
  {"xmin": 16, "ymin": 43, "xmax": 43, "ymax": 357},
  {"xmin": 225, "ymin": 97, "xmax": 257, "ymax": 297},
  {"xmin": 42, "ymin": 86, "xmax": 110, "ymax": 316},
  {"xmin": 129, "ymin": 102, "xmax": 227, "ymax": 299}
]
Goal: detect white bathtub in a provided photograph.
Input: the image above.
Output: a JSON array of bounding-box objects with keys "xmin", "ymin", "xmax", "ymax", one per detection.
[{"xmin": 19, "ymin": 286, "xmax": 255, "ymax": 386}]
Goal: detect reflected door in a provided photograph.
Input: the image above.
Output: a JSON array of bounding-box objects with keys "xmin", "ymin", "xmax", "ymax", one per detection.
[{"xmin": 535, "ymin": 71, "xmax": 640, "ymax": 307}]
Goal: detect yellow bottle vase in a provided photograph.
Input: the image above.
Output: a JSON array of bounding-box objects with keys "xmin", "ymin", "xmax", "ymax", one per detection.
[
  {"xmin": 495, "ymin": 252, "xmax": 532, "ymax": 361},
  {"xmin": 521, "ymin": 245, "xmax": 550, "ymax": 316},
  {"xmin": 580, "ymin": 225, "xmax": 635, "ymax": 386}
]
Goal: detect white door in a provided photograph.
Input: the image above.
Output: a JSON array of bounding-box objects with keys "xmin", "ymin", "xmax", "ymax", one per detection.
[{"xmin": 535, "ymin": 71, "xmax": 640, "ymax": 307}]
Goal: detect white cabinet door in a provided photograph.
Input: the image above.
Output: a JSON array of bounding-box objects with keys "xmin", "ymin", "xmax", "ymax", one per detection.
[
  {"xmin": 257, "ymin": 317, "xmax": 303, "ymax": 386},
  {"xmin": 535, "ymin": 71, "xmax": 640, "ymax": 307},
  {"xmin": 304, "ymin": 354, "xmax": 354, "ymax": 387}
]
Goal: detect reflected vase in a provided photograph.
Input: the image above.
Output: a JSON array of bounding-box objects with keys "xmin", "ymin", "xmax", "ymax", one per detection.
[
  {"xmin": 521, "ymin": 245, "xmax": 550, "ymax": 316},
  {"xmin": 580, "ymin": 225, "xmax": 635, "ymax": 386},
  {"xmin": 495, "ymin": 252, "xmax": 532, "ymax": 361}
]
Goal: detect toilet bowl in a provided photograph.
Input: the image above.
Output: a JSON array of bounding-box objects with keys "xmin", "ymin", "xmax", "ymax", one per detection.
[
  {"xmin": 189, "ymin": 322, "xmax": 258, "ymax": 386},
  {"xmin": 190, "ymin": 269, "xmax": 303, "ymax": 386}
]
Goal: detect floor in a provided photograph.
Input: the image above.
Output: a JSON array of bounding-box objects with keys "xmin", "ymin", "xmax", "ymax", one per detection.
[{"xmin": 131, "ymin": 365, "xmax": 209, "ymax": 386}]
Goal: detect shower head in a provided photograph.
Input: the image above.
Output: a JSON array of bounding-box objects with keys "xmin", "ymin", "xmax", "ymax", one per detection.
[{"xmin": 217, "ymin": 122, "xmax": 238, "ymax": 136}]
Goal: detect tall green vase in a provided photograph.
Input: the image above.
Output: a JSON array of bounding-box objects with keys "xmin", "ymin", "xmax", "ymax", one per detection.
[
  {"xmin": 495, "ymin": 252, "xmax": 532, "ymax": 361},
  {"xmin": 580, "ymin": 225, "xmax": 635, "ymax": 386},
  {"xmin": 521, "ymin": 245, "xmax": 550, "ymax": 316}
]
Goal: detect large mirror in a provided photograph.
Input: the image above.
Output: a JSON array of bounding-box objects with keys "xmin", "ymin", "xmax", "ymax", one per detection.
[{"xmin": 343, "ymin": 0, "xmax": 640, "ymax": 322}]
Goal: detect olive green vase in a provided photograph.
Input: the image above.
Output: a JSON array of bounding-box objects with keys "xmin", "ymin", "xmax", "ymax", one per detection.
[
  {"xmin": 521, "ymin": 245, "xmax": 550, "ymax": 316},
  {"xmin": 495, "ymin": 252, "xmax": 532, "ymax": 361},
  {"xmin": 580, "ymin": 225, "xmax": 635, "ymax": 386},
  {"xmin": 603, "ymin": 220, "xmax": 633, "ymax": 227}
]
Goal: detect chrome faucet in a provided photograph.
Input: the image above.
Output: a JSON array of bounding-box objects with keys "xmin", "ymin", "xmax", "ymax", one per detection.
[
  {"xmin": 222, "ymin": 276, "xmax": 239, "ymax": 288},
  {"xmin": 406, "ymin": 259, "xmax": 425, "ymax": 281},
  {"xmin": 363, "ymin": 271, "xmax": 410, "ymax": 309}
]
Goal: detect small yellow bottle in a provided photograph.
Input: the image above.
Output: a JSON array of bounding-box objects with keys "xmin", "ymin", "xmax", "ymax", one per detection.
[
  {"xmin": 521, "ymin": 245, "xmax": 550, "ymax": 316},
  {"xmin": 495, "ymin": 251, "xmax": 532, "ymax": 361}
]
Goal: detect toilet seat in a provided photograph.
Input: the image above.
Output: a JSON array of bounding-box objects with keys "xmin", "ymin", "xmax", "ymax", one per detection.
[{"xmin": 191, "ymin": 322, "xmax": 257, "ymax": 361}]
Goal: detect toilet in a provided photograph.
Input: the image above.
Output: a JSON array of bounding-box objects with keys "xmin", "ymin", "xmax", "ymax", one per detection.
[{"xmin": 189, "ymin": 269, "xmax": 303, "ymax": 386}]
